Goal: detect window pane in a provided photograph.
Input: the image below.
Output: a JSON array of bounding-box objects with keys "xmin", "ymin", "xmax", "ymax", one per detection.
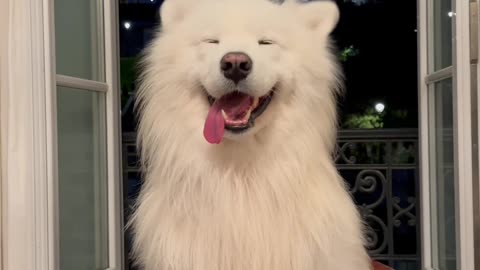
[
  {"xmin": 57, "ymin": 86, "xmax": 109, "ymax": 269},
  {"xmin": 431, "ymin": 0, "xmax": 453, "ymax": 70},
  {"xmin": 55, "ymin": 0, "xmax": 104, "ymax": 81},
  {"xmin": 429, "ymin": 78, "xmax": 456, "ymax": 270}
]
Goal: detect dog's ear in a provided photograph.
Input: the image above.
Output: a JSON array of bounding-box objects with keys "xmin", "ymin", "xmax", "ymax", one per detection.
[
  {"xmin": 285, "ymin": 0, "xmax": 339, "ymax": 36},
  {"xmin": 160, "ymin": 0, "xmax": 196, "ymax": 28}
]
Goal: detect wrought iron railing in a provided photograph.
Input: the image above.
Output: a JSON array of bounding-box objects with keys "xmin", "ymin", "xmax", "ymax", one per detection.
[
  {"xmin": 335, "ymin": 129, "xmax": 419, "ymax": 270},
  {"xmin": 122, "ymin": 128, "xmax": 420, "ymax": 270}
]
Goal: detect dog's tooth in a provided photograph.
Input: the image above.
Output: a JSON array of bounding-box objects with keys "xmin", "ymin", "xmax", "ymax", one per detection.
[
  {"xmin": 221, "ymin": 109, "xmax": 228, "ymax": 120},
  {"xmin": 243, "ymin": 109, "xmax": 252, "ymax": 120},
  {"xmin": 252, "ymin": 97, "xmax": 259, "ymax": 109}
]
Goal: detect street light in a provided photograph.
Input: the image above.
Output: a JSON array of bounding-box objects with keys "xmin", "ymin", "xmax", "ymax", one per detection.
[{"xmin": 375, "ymin": 102, "xmax": 385, "ymax": 113}]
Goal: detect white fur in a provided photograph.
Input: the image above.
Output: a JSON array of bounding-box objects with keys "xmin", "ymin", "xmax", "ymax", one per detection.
[{"xmin": 131, "ymin": 0, "xmax": 372, "ymax": 269}]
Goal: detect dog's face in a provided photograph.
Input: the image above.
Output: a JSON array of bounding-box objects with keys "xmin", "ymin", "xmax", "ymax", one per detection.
[
  {"xmin": 189, "ymin": 2, "xmax": 295, "ymax": 143},
  {"xmin": 139, "ymin": 0, "xmax": 340, "ymax": 146}
]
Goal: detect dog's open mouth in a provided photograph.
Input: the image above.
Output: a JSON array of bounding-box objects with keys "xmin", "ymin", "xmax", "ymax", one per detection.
[{"xmin": 203, "ymin": 89, "xmax": 274, "ymax": 144}]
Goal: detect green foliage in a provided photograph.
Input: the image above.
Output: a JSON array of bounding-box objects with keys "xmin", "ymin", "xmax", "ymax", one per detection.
[
  {"xmin": 339, "ymin": 45, "xmax": 360, "ymax": 62},
  {"xmin": 390, "ymin": 109, "xmax": 408, "ymax": 119},
  {"xmin": 342, "ymin": 105, "xmax": 412, "ymax": 129},
  {"xmin": 120, "ymin": 57, "xmax": 140, "ymax": 107},
  {"xmin": 343, "ymin": 108, "xmax": 384, "ymax": 129}
]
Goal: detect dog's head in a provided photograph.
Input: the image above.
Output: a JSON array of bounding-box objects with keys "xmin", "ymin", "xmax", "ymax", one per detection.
[{"xmin": 137, "ymin": 0, "xmax": 341, "ymax": 151}]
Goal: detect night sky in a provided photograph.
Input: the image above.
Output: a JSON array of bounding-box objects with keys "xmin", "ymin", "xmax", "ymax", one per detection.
[{"xmin": 119, "ymin": 0, "xmax": 419, "ymax": 131}]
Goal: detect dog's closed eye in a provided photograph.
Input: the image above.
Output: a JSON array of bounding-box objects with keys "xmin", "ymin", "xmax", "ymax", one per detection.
[
  {"xmin": 258, "ymin": 39, "xmax": 275, "ymax": 45},
  {"xmin": 204, "ymin": 39, "xmax": 220, "ymax": 44}
]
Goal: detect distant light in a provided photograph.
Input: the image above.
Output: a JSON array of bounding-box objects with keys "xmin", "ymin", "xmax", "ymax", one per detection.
[
  {"xmin": 150, "ymin": 0, "xmax": 155, "ymax": 2},
  {"xmin": 414, "ymin": 29, "xmax": 418, "ymax": 32},
  {"xmin": 448, "ymin": 11, "xmax": 454, "ymax": 17},
  {"xmin": 124, "ymin": 21, "xmax": 131, "ymax": 30},
  {"xmin": 375, "ymin": 103, "xmax": 385, "ymax": 113}
]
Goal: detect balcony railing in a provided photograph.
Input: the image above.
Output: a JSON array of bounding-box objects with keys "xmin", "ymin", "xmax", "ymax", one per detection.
[
  {"xmin": 335, "ymin": 129, "xmax": 419, "ymax": 269},
  {"xmin": 122, "ymin": 128, "xmax": 419, "ymax": 270}
]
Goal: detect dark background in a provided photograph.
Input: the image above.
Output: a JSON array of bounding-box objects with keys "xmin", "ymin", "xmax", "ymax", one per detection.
[{"xmin": 119, "ymin": 0, "xmax": 418, "ymax": 132}]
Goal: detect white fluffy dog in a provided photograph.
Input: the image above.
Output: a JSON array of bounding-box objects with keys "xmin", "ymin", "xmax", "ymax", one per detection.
[{"xmin": 131, "ymin": 0, "xmax": 371, "ymax": 269}]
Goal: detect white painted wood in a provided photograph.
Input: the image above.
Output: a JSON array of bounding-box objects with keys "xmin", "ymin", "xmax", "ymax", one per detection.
[
  {"xmin": 424, "ymin": 67, "xmax": 454, "ymax": 84},
  {"xmin": 56, "ymin": 74, "xmax": 109, "ymax": 92},
  {"xmin": 104, "ymin": 0, "xmax": 125, "ymax": 269},
  {"xmin": 1, "ymin": 0, "xmax": 53, "ymax": 269},
  {"xmin": 452, "ymin": 0, "xmax": 476, "ymax": 268},
  {"xmin": 93, "ymin": 2, "xmax": 109, "ymax": 265},
  {"xmin": 3, "ymin": 0, "xmax": 125, "ymax": 269},
  {"xmin": 42, "ymin": 0, "xmax": 60, "ymax": 268},
  {"xmin": 31, "ymin": 0, "xmax": 51, "ymax": 269},
  {"xmin": 418, "ymin": 0, "xmax": 433, "ymax": 268},
  {"xmin": 0, "ymin": 1, "xmax": 8, "ymax": 269},
  {"xmin": 476, "ymin": 1, "xmax": 480, "ymax": 266},
  {"xmin": 420, "ymin": 0, "xmax": 478, "ymax": 268}
]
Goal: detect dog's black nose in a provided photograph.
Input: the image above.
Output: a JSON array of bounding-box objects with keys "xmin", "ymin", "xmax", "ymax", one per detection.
[{"xmin": 220, "ymin": 52, "xmax": 252, "ymax": 84}]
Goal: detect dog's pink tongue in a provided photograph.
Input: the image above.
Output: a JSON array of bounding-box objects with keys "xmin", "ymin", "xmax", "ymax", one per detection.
[
  {"xmin": 203, "ymin": 93, "xmax": 252, "ymax": 144},
  {"xmin": 203, "ymin": 103, "xmax": 225, "ymax": 144}
]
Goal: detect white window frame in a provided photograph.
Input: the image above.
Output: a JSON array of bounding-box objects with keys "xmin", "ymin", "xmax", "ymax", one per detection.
[
  {"xmin": 476, "ymin": 0, "xmax": 480, "ymax": 266},
  {"xmin": 1, "ymin": 0, "xmax": 124, "ymax": 269},
  {"xmin": 452, "ymin": 1, "xmax": 475, "ymax": 269},
  {"xmin": 419, "ymin": 0, "xmax": 476, "ymax": 269}
]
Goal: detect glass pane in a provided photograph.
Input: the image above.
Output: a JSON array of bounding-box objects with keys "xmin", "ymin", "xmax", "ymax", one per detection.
[
  {"xmin": 432, "ymin": 0, "xmax": 453, "ymax": 70},
  {"xmin": 429, "ymin": 78, "xmax": 456, "ymax": 270},
  {"xmin": 57, "ymin": 86, "xmax": 109, "ymax": 269},
  {"xmin": 55, "ymin": 0, "xmax": 104, "ymax": 81}
]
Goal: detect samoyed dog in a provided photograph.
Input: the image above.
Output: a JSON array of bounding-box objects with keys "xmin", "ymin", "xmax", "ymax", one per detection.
[{"xmin": 131, "ymin": 0, "xmax": 372, "ymax": 269}]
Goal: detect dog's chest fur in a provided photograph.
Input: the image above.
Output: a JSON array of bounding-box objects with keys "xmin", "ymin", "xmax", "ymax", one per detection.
[{"xmin": 131, "ymin": 152, "xmax": 371, "ymax": 270}]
